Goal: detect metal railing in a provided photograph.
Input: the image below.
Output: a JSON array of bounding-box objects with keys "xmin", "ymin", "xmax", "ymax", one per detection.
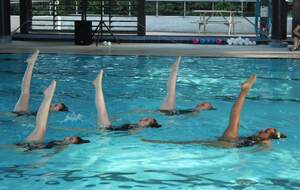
[{"xmin": 29, "ymin": 0, "xmax": 139, "ymax": 34}]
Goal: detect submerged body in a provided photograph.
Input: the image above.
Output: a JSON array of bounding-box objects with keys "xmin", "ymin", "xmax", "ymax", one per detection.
[{"xmin": 17, "ymin": 136, "xmax": 90, "ymax": 151}]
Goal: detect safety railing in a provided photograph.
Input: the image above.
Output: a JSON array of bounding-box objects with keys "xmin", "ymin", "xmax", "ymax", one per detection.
[{"xmin": 29, "ymin": 0, "xmax": 140, "ymax": 34}]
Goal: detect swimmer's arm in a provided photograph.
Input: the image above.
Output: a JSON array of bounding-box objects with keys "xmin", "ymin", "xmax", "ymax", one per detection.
[
  {"xmin": 177, "ymin": 109, "xmax": 200, "ymax": 115},
  {"xmin": 258, "ymin": 140, "xmax": 272, "ymax": 150},
  {"xmin": 128, "ymin": 126, "xmax": 145, "ymax": 135},
  {"xmin": 0, "ymin": 111, "xmax": 17, "ymax": 116},
  {"xmin": 114, "ymin": 109, "xmax": 157, "ymax": 116},
  {"xmin": 141, "ymin": 139, "xmax": 238, "ymax": 148},
  {"xmin": 141, "ymin": 139, "xmax": 216, "ymax": 146},
  {"xmin": 0, "ymin": 144, "xmax": 19, "ymax": 149},
  {"xmin": 52, "ymin": 145, "xmax": 68, "ymax": 154}
]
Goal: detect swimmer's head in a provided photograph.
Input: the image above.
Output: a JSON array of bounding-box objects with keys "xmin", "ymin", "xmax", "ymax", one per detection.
[
  {"xmin": 63, "ymin": 136, "xmax": 90, "ymax": 144},
  {"xmin": 257, "ymin": 128, "xmax": 286, "ymax": 141},
  {"xmin": 195, "ymin": 102, "xmax": 215, "ymax": 111},
  {"xmin": 50, "ymin": 103, "xmax": 68, "ymax": 112},
  {"xmin": 138, "ymin": 118, "xmax": 161, "ymax": 128}
]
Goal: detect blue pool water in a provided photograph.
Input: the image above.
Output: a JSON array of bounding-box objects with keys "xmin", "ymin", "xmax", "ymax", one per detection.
[{"xmin": 0, "ymin": 53, "xmax": 300, "ymax": 190}]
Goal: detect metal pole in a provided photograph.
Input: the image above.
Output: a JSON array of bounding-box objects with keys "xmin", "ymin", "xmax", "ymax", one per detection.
[
  {"xmin": 102, "ymin": 1, "xmax": 105, "ymax": 16},
  {"xmin": 0, "ymin": 0, "xmax": 11, "ymax": 42},
  {"xmin": 129, "ymin": 1, "xmax": 132, "ymax": 16},
  {"xmin": 183, "ymin": 1, "xmax": 186, "ymax": 17},
  {"xmin": 20, "ymin": 0, "xmax": 32, "ymax": 34},
  {"xmin": 75, "ymin": 0, "xmax": 78, "ymax": 15},
  {"xmin": 109, "ymin": 0, "xmax": 112, "ymax": 28},
  {"xmin": 271, "ymin": 0, "xmax": 287, "ymax": 40},
  {"xmin": 137, "ymin": 0, "xmax": 145, "ymax": 35},
  {"xmin": 80, "ymin": 0, "xmax": 87, "ymax": 21},
  {"xmin": 156, "ymin": 1, "xmax": 158, "ymax": 17},
  {"xmin": 241, "ymin": 1, "xmax": 244, "ymax": 15},
  {"xmin": 255, "ymin": 0, "xmax": 260, "ymax": 40}
]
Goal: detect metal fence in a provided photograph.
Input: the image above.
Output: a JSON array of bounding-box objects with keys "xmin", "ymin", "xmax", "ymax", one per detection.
[{"xmin": 21, "ymin": 0, "xmax": 141, "ymax": 34}]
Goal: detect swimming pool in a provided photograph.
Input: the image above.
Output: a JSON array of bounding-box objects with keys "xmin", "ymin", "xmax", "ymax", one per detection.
[{"xmin": 0, "ymin": 53, "xmax": 300, "ymax": 190}]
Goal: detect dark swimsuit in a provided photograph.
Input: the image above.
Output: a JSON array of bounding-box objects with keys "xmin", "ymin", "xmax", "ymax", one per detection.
[
  {"xmin": 106, "ymin": 124, "xmax": 140, "ymax": 131},
  {"xmin": 106, "ymin": 123, "xmax": 162, "ymax": 131},
  {"xmin": 159, "ymin": 109, "xmax": 198, "ymax": 116},
  {"xmin": 235, "ymin": 136, "xmax": 260, "ymax": 148},
  {"xmin": 12, "ymin": 111, "xmax": 37, "ymax": 117},
  {"xmin": 218, "ymin": 135, "xmax": 260, "ymax": 148},
  {"xmin": 16, "ymin": 140, "xmax": 66, "ymax": 151}
]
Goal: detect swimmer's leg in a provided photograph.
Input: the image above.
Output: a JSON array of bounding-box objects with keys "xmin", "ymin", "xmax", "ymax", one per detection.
[
  {"xmin": 222, "ymin": 75, "xmax": 256, "ymax": 139},
  {"xmin": 26, "ymin": 80, "xmax": 56, "ymax": 142},
  {"xmin": 160, "ymin": 56, "xmax": 181, "ymax": 111},
  {"xmin": 14, "ymin": 50, "xmax": 40, "ymax": 113},
  {"xmin": 291, "ymin": 37, "xmax": 299, "ymax": 51},
  {"xmin": 291, "ymin": 25, "xmax": 300, "ymax": 51},
  {"xmin": 93, "ymin": 69, "xmax": 111, "ymax": 128}
]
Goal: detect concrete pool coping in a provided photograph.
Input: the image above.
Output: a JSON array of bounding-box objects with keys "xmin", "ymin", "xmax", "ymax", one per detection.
[{"xmin": 0, "ymin": 41, "xmax": 300, "ymax": 59}]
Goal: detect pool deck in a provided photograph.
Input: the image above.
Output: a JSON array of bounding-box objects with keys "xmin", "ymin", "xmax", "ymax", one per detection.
[{"xmin": 0, "ymin": 41, "xmax": 300, "ymax": 58}]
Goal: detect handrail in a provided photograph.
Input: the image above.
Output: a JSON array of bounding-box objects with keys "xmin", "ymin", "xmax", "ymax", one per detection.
[{"xmin": 11, "ymin": 20, "xmax": 32, "ymax": 36}]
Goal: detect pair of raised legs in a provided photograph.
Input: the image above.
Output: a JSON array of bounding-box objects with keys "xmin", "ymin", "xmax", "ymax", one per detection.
[
  {"xmin": 160, "ymin": 56, "xmax": 256, "ymax": 138},
  {"xmin": 160, "ymin": 57, "xmax": 214, "ymax": 115},
  {"xmin": 14, "ymin": 50, "xmax": 67, "ymax": 115},
  {"xmin": 25, "ymin": 80, "xmax": 86, "ymax": 146},
  {"xmin": 94, "ymin": 69, "xmax": 159, "ymax": 129}
]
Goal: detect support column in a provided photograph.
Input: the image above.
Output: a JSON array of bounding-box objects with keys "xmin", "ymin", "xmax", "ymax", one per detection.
[
  {"xmin": 0, "ymin": 0, "xmax": 11, "ymax": 42},
  {"xmin": 137, "ymin": 0, "xmax": 145, "ymax": 36},
  {"xmin": 271, "ymin": 0, "xmax": 287, "ymax": 40},
  {"xmin": 20, "ymin": 0, "xmax": 32, "ymax": 34},
  {"xmin": 292, "ymin": 0, "xmax": 300, "ymax": 37}
]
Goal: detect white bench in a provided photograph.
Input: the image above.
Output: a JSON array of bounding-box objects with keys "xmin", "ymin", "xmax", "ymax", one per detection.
[
  {"xmin": 192, "ymin": 10, "xmax": 242, "ymax": 35},
  {"xmin": 192, "ymin": 20, "xmax": 241, "ymax": 35}
]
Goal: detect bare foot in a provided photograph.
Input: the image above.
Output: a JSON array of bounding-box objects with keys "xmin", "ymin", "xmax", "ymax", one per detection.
[
  {"xmin": 241, "ymin": 75, "xmax": 256, "ymax": 93},
  {"xmin": 26, "ymin": 49, "xmax": 40, "ymax": 65},
  {"xmin": 93, "ymin": 69, "xmax": 103, "ymax": 87},
  {"xmin": 44, "ymin": 80, "xmax": 56, "ymax": 97}
]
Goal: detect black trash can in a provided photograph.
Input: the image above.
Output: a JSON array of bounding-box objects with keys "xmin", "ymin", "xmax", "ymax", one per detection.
[{"xmin": 75, "ymin": 21, "xmax": 92, "ymax": 45}]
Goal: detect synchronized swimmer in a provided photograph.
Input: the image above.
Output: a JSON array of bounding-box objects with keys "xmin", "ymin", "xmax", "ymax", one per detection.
[
  {"xmin": 16, "ymin": 80, "xmax": 89, "ymax": 151},
  {"xmin": 159, "ymin": 56, "xmax": 215, "ymax": 116},
  {"xmin": 143, "ymin": 75, "xmax": 286, "ymax": 148},
  {"xmin": 4, "ymin": 50, "xmax": 287, "ymax": 151},
  {"xmin": 94, "ymin": 69, "xmax": 161, "ymax": 131},
  {"xmin": 12, "ymin": 49, "xmax": 68, "ymax": 117}
]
